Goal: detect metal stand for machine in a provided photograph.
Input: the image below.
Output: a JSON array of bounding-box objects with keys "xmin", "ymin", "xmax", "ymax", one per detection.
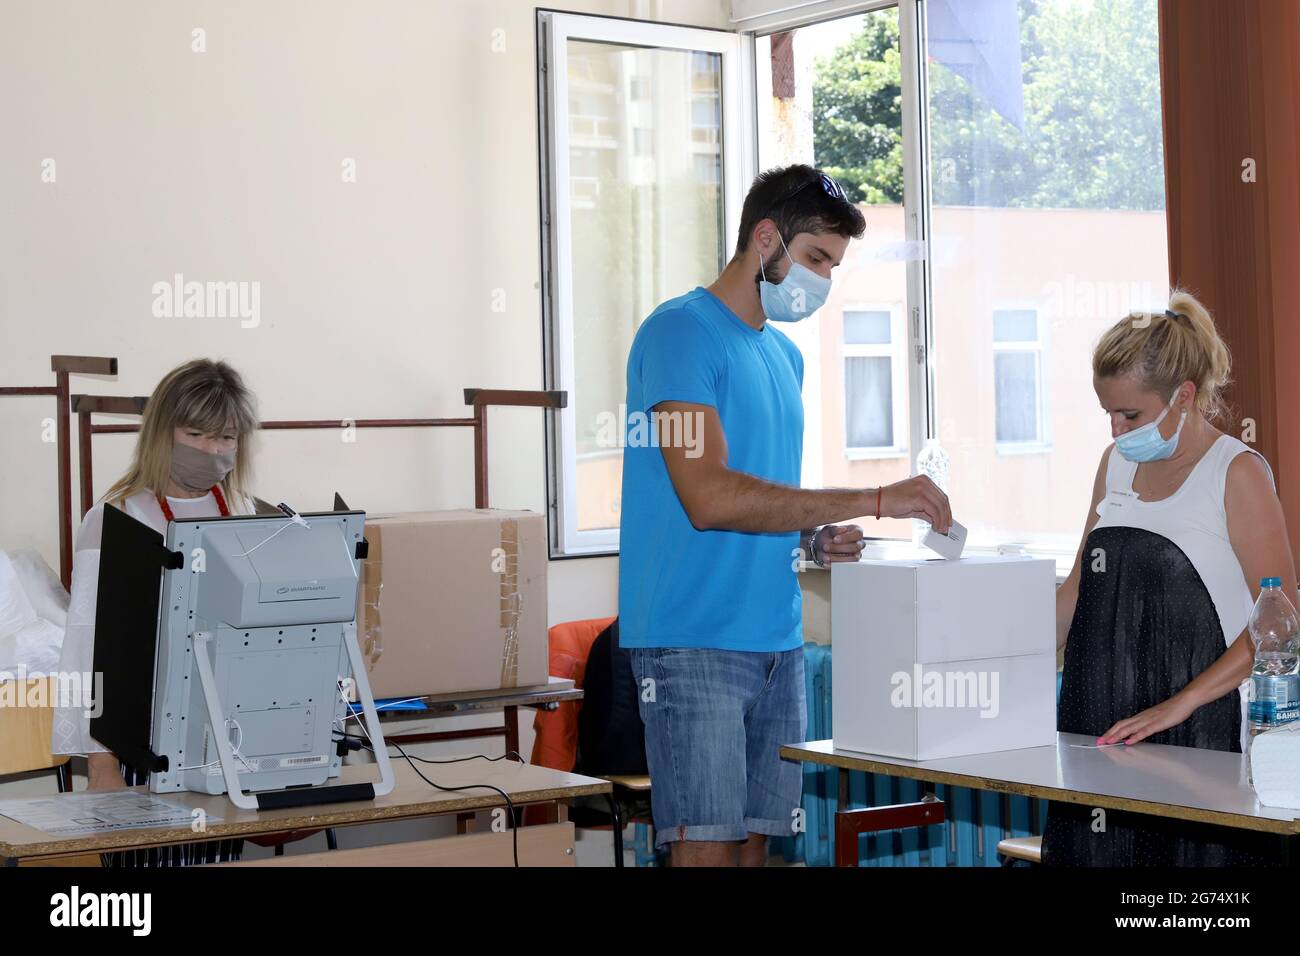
[{"xmin": 191, "ymin": 627, "xmax": 396, "ymax": 811}]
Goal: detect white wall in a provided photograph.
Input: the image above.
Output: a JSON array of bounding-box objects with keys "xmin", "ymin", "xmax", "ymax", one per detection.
[
  {"xmin": 0, "ymin": 0, "xmax": 729, "ymax": 629},
  {"xmin": 0, "ymin": 1, "xmax": 729, "ymax": 852}
]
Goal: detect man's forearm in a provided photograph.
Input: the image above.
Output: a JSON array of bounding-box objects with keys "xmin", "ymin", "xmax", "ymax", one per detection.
[{"xmin": 691, "ymin": 467, "xmax": 875, "ymax": 534}]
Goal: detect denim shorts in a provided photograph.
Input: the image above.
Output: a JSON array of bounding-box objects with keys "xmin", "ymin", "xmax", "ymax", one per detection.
[{"xmin": 629, "ymin": 646, "xmax": 806, "ymax": 848}]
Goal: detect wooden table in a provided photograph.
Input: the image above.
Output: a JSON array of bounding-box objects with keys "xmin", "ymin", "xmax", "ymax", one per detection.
[
  {"xmin": 0, "ymin": 758, "xmax": 610, "ymax": 866},
  {"xmin": 780, "ymin": 733, "xmax": 1300, "ymax": 866},
  {"xmin": 377, "ymin": 678, "xmax": 583, "ymax": 757}
]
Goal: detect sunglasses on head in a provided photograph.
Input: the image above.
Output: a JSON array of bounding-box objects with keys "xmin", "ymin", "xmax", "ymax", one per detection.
[{"xmin": 770, "ymin": 172, "xmax": 849, "ymax": 210}]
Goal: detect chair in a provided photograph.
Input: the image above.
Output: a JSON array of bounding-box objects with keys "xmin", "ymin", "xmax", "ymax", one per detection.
[
  {"xmin": 997, "ymin": 835, "xmax": 1042, "ymax": 865},
  {"xmin": 0, "ymin": 676, "xmax": 74, "ymax": 789},
  {"xmin": 0, "ymin": 676, "xmax": 94, "ymax": 865},
  {"xmin": 247, "ymin": 827, "xmax": 338, "ymax": 856},
  {"xmin": 528, "ymin": 617, "xmax": 660, "ymax": 865},
  {"xmin": 528, "ymin": 617, "xmax": 613, "ymax": 777},
  {"xmin": 603, "ymin": 773, "xmax": 661, "ymax": 867}
]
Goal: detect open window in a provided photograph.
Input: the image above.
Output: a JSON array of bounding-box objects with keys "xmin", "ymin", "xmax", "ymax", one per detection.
[
  {"xmin": 540, "ymin": 0, "xmax": 1168, "ymax": 569},
  {"xmin": 537, "ymin": 10, "xmax": 754, "ymax": 557}
]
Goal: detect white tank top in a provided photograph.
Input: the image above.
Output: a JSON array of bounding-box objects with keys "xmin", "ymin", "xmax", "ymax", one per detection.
[{"xmin": 1093, "ymin": 433, "xmax": 1273, "ymax": 749}]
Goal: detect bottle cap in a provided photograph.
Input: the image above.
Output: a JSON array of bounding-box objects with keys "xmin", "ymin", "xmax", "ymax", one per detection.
[{"xmin": 1260, "ymin": 576, "xmax": 1283, "ymax": 588}]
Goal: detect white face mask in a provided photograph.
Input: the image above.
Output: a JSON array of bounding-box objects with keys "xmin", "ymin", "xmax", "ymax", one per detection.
[{"xmin": 758, "ymin": 231, "xmax": 831, "ymax": 323}]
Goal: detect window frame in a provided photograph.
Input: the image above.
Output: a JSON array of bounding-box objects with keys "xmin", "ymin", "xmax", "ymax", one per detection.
[
  {"xmin": 841, "ymin": 303, "xmax": 909, "ymax": 459},
  {"xmin": 538, "ymin": 0, "xmax": 1160, "ymax": 576},
  {"xmin": 991, "ymin": 304, "xmax": 1052, "ymax": 455},
  {"xmin": 537, "ymin": 10, "xmax": 756, "ymax": 558}
]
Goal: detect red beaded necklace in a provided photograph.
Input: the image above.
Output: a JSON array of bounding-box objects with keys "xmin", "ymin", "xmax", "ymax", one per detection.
[{"xmin": 157, "ymin": 485, "xmax": 230, "ymax": 523}]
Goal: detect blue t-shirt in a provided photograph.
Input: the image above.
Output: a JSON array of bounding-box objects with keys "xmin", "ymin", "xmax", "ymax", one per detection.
[{"xmin": 618, "ymin": 286, "xmax": 804, "ymax": 652}]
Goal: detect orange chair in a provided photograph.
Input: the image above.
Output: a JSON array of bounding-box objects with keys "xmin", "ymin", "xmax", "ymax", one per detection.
[
  {"xmin": 528, "ymin": 616, "xmax": 615, "ymax": 779},
  {"xmin": 526, "ymin": 617, "xmax": 660, "ymax": 865},
  {"xmin": 524, "ymin": 617, "xmax": 611, "ymax": 829}
]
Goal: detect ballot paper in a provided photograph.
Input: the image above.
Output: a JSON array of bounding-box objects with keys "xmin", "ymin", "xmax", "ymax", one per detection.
[
  {"xmin": 922, "ymin": 520, "xmax": 967, "ymax": 560},
  {"xmin": 0, "ymin": 791, "xmax": 220, "ymax": 836},
  {"xmin": 1250, "ymin": 721, "xmax": 1300, "ymax": 810}
]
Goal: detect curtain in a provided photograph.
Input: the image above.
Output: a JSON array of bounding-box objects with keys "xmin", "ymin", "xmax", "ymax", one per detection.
[{"xmin": 1160, "ymin": 0, "xmax": 1300, "ymax": 560}]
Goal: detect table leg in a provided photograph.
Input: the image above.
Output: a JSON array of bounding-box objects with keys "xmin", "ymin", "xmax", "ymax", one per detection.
[
  {"xmin": 504, "ymin": 705, "xmax": 520, "ymax": 758},
  {"xmin": 834, "ymin": 798, "xmax": 946, "ymax": 867}
]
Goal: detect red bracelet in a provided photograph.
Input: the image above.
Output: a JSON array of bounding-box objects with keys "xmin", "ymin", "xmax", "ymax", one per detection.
[{"xmin": 875, "ymin": 486, "xmax": 882, "ymax": 520}]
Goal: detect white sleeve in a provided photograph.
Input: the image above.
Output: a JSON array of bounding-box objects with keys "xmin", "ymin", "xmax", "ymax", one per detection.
[{"xmin": 50, "ymin": 506, "xmax": 109, "ymax": 756}]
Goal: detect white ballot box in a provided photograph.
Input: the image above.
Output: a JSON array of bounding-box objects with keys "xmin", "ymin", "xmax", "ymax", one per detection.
[{"xmin": 831, "ymin": 556, "xmax": 1057, "ymax": 760}]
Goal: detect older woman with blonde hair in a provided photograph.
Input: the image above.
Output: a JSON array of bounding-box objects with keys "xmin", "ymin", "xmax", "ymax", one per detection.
[
  {"xmin": 1044, "ymin": 289, "xmax": 1296, "ymax": 866},
  {"xmin": 52, "ymin": 358, "xmax": 263, "ymax": 864}
]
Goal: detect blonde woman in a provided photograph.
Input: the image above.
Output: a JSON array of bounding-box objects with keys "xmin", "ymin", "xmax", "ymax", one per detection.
[
  {"xmin": 1044, "ymin": 290, "xmax": 1296, "ymax": 866},
  {"xmin": 52, "ymin": 359, "xmax": 262, "ymax": 865}
]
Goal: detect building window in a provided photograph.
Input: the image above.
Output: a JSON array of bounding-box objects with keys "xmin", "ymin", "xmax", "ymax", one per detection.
[
  {"xmin": 992, "ymin": 309, "xmax": 1046, "ymax": 447},
  {"xmin": 844, "ymin": 309, "xmax": 905, "ymax": 455}
]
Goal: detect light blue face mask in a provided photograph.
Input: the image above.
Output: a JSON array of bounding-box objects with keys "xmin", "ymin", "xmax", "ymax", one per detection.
[
  {"xmin": 758, "ymin": 231, "xmax": 830, "ymax": 323},
  {"xmin": 1114, "ymin": 389, "xmax": 1187, "ymax": 462}
]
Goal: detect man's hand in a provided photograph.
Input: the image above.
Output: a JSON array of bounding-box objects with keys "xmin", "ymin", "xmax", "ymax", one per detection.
[
  {"xmin": 812, "ymin": 524, "xmax": 865, "ymax": 564},
  {"xmin": 879, "ymin": 475, "xmax": 952, "ymax": 534}
]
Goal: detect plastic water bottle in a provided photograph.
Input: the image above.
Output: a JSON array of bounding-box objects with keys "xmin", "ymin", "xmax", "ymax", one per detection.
[
  {"xmin": 912, "ymin": 438, "xmax": 949, "ymax": 546},
  {"xmin": 1246, "ymin": 576, "xmax": 1300, "ymax": 783}
]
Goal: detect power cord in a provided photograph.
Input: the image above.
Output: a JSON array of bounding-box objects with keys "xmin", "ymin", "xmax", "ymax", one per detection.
[{"xmin": 335, "ymin": 731, "xmax": 522, "ymax": 867}]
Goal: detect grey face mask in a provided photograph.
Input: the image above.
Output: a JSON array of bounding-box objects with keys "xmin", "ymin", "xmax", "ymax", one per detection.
[{"xmin": 170, "ymin": 440, "xmax": 236, "ymax": 493}]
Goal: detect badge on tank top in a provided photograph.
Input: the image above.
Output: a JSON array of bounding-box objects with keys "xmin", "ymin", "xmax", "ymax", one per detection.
[{"xmin": 1102, "ymin": 487, "xmax": 1138, "ymax": 512}]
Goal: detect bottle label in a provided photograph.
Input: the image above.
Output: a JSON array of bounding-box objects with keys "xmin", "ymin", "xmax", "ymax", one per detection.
[{"xmin": 1249, "ymin": 674, "xmax": 1300, "ymax": 726}]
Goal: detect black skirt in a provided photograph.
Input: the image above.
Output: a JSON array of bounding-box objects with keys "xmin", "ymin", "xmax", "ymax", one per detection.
[{"xmin": 1042, "ymin": 525, "xmax": 1288, "ymax": 866}]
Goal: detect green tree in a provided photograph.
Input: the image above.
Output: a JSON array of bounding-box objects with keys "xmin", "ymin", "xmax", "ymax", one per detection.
[
  {"xmin": 812, "ymin": 11, "xmax": 905, "ymax": 204},
  {"xmin": 812, "ymin": 0, "xmax": 1165, "ymax": 210}
]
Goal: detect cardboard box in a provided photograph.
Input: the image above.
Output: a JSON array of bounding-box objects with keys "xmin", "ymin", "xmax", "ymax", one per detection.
[
  {"xmin": 831, "ymin": 556, "xmax": 1056, "ymax": 760},
  {"xmin": 357, "ymin": 510, "xmax": 548, "ymax": 698}
]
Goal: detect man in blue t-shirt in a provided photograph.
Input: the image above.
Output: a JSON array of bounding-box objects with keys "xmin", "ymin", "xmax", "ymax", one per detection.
[{"xmin": 619, "ymin": 165, "xmax": 952, "ymax": 867}]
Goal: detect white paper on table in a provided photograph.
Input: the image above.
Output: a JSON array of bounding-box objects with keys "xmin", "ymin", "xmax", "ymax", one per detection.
[
  {"xmin": 1069, "ymin": 741, "xmax": 1128, "ymax": 749},
  {"xmin": 0, "ymin": 791, "xmax": 221, "ymax": 836}
]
